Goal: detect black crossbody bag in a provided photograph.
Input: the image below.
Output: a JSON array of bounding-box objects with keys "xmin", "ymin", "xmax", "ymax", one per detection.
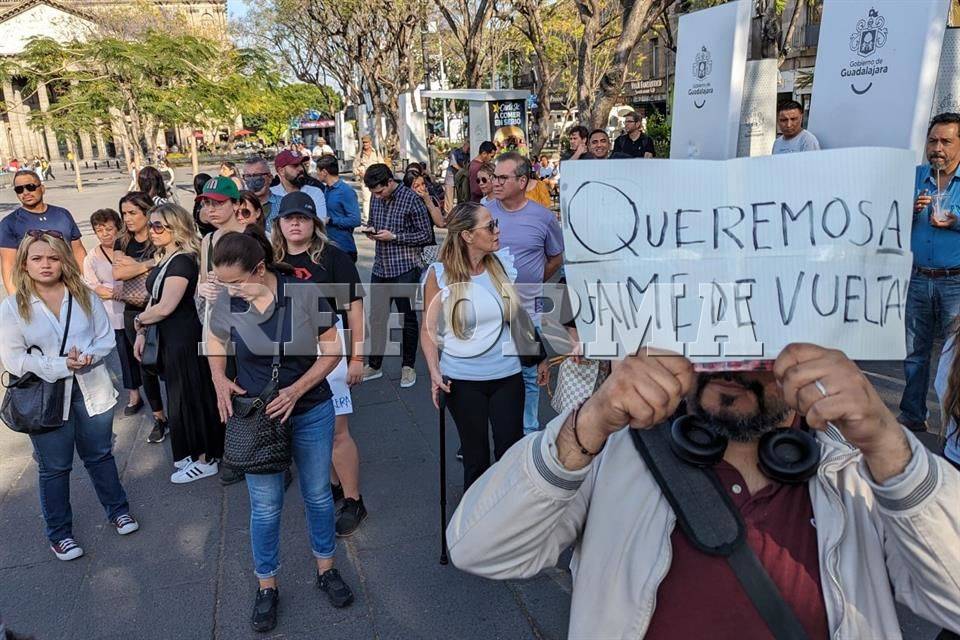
[
  {"xmin": 1, "ymin": 293, "xmax": 74, "ymax": 434},
  {"xmin": 223, "ymin": 301, "xmax": 292, "ymax": 474},
  {"xmin": 631, "ymin": 423, "xmax": 810, "ymax": 640}
]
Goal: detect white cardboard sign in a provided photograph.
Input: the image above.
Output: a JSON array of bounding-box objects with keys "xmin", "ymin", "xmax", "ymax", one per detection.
[
  {"xmin": 808, "ymin": 0, "xmax": 949, "ymax": 162},
  {"xmin": 558, "ymin": 149, "xmax": 915, "ymax": 361},
  {"xmin": 669, "ymin": 1, "xmax": 751, "ymax": 160}
]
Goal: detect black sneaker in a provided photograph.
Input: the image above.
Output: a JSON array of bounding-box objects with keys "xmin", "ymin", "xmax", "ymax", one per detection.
[
  {"xmin": 146, "ymin": 419, "xmax": 167, "ymax": 443},
  {"xmin": 336, "ymin": 497, "xmax": 367, "ymax": 537},
  {"xmin": 331, "ymin": 482, "xmax": 344, "ymax": 504},
  {"xmin": 220, "ymin": 465, "xmax": 245, "ymax": 486},
  {"xmin": 250, "ymin": 587, "xmax": 279, "ymax": 633},
  {"xmin": 317, "ymin": 568, "xmax": 353, "ymax": 608},
  {"xmin": 123, "ymin": 399, "xmax": 144, "ymax": 416}
]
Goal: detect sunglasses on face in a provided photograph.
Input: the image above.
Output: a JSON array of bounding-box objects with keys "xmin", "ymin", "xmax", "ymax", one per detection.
[
  {"xmin": 148, "ymin": 221, "xmax": 171, "ymax": 233},
  {"xmin": 14, "ymin": 183, "xmax": 40, "ymax": 194},
  {"xmin": 477, "ymin": 177, "xmax": 489, "ymax": 185},
  {"xmin": 471, "ymin": 219, "xmax": 499, "ymax": 233},
  {"xmin": 26, "ymin": 229, "xmax": 63, "ymax": 240},
  {"xmin": 238, "ymin": 207, "xmax": 257, "ymax": 219}
]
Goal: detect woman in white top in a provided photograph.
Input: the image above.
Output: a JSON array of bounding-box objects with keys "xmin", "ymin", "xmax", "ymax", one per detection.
[
  {"xmin": 0, "ymin": 231, "xmax": 138, "ymax": 562},
  {"xmin": 421, "ymin": 202, "xmax": 540, "ymax": 489},
  {"xmin": 82, "ymin": 208, "xmax": 143, "ymax": 415}
]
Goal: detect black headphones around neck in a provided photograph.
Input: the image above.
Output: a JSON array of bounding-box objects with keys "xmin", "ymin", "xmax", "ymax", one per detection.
[{"xmin": 669, "ymin": 414, "xmax": 822, "ymax": 484}]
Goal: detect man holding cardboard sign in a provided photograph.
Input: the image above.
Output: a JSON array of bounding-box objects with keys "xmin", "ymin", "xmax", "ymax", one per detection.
[
  {"xmin": 900, "ymin": 113, "xmax": 960, "ymax": 433},
  {"xmin": 445, "ymin": 150, "xmax": 960, "ymax": 638}
]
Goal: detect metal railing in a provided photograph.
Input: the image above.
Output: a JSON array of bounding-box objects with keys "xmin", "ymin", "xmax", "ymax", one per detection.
[{"xmin": 791, "ymin": 23, "xmax": 820, "ymax": 50}]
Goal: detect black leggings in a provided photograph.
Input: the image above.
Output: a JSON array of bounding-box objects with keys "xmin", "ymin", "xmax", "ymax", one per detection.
[
  {"xmin": 122, "ymin": 310, "xmax": 164, "ymax": 413},
  {"xmin": 445, "ymin": 373, "xmax": 524, "ymax": 490}
]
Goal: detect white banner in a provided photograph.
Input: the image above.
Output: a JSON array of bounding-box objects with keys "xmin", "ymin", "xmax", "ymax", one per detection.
[
  {"xmin": 933, "ymin": 28, "xmax": 960, "ymax": 116},
  {"xmin": 737, "ymin": 59, "xmax": 779, "ymax": 158},
  {"xmin": 808, "ymin": 0, "xmax": 950, "ymax": 162},
  {"xmin": 559, "ymin": 149, "xmax": 915, "ymax": 362},
  {"xmin": 669, "ymin": 1, "xmax": 750, "ymax": 160}
]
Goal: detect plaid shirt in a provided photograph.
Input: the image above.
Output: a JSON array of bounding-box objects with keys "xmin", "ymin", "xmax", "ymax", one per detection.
[{"xmin": 370, "ymin": 183, "xmax": 434, "ymax": 277}]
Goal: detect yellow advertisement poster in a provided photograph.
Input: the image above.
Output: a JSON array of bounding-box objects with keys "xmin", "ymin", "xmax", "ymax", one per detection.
[{"xmin": 952, "ymin": 0, "xmax": 960, "ymax": 27}]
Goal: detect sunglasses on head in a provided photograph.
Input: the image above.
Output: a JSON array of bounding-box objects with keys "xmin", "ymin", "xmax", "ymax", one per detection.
[
  {"xmin": 14, "ymin": 183, "xmax": 40, "ymax": 194},
  {"xmin": 148, "ymin": 221, "xmax": 171, "ymax": 233},
  {"xmin": 26, "ymin": 229, "xmax": 64, "ymax": 240}
]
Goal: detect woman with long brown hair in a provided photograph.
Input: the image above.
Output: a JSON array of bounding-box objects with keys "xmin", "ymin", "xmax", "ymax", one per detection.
[
  {"xmin": 420, "ymin": 202, "xmax": 545, "ymax": 489},
  {"xmin": 134, "ymin": 203, "xmax": 223, "ymax": 483},
  {"xmin": 113, "ymin": 191, "xmax": 167, "ymax": 439},
  {"xmin": 0, "ymin": 232, "xmax": 139, "ymax": 561}
]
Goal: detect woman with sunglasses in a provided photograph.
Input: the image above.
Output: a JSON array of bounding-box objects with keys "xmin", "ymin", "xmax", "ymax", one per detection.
[
  {"xmin": 0, "ymin": 231, "xmax": 139, "ymax": 561},
  {"xmin": 206, "ymin": 229, "xmax": 354, "ymax": 632},
  {"xmin": 421, "ymin": 202, "xmax": 528, "ymax": 489},
  {"xmin": 271, "ymin": 192, "xmax": 368, "ymax": 537},
  {"xmin": 476, "ymin": 162, "xmax": 496, "ymax": 206},
  {"xmin": 113, "ymin": 192, "xmax": 168, "ymax": 440},
  {"xmin": 239, "ymin": 190, "xmax": 266, "ymax": 230},
  {"xmin": 133, "ymin": 204, "xmax": 223, "ymax": 483}
]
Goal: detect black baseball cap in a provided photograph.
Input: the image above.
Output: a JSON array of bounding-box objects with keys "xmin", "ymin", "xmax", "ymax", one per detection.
[{"xmin": 277, "ymin": 191, "xmax": 317, "ymax": 218}]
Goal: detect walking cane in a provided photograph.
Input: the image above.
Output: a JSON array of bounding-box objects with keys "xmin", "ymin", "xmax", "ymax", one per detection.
[{"xmin": 439, "ymin": 375, "xmax": 451, "ymax": 565}]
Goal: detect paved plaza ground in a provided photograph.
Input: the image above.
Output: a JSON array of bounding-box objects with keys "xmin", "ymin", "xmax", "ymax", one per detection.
[{"xmin": 0, "ymin": 168, "xmax": 949, "ymax": 639}]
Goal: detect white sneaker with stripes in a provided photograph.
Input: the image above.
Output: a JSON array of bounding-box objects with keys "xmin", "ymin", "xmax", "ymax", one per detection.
[{"xmin": 170, "ymin": 459, "xmax": 219, "ymax": 484}]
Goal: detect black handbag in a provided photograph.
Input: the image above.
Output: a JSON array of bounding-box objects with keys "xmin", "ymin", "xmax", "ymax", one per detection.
[
  {"xmin": 1, "ymin": 293, "xmax": 73, "ymax": 434},
  {"xmin": 223, "ymin": 301, "xmax": 292, "ymax": 474},
  {"xmin": 140, "ymin": 252, "xmax": 181, "ymax": 376}
]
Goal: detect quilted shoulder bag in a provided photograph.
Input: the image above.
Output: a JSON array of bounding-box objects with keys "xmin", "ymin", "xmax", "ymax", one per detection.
[
  {"xmin": 223, "ymin": 300, "xmax": 292, "ymax": 474},
  {"xmin": 1, "ymin": 293, "xmax": 74, "ymax": 434},
  {"xmin": 550, "ymin": 357, "xmax": 611, "ymax": 416}
]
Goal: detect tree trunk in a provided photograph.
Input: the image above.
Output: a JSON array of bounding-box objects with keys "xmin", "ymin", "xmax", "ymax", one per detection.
[
  {"xmin": 575, "ymin": 0, "xmax": 601, "ymax": 125},
  {"xmin": 66, "ymin": 138, "xmax": 82, "ymax": 192},
  {"xmin": 189, "ymin": 130, "xmax": 199, "ymax": 176}
]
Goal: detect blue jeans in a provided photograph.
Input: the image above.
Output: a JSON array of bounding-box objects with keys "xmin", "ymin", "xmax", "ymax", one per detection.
[
  {"xmin": 245, "ymin": 399, "xmax": 336, "ymax": 579},
  {"xmin": 521, "ymin": 365, "xmax": 540, "ymax": 435},
  {"xmin": 900, "ymin": 273, "xmax": 960, "ymax": 426},
  {"xmin": 30, "ymin": 388, "xmax": 129, "ymax": 543}
]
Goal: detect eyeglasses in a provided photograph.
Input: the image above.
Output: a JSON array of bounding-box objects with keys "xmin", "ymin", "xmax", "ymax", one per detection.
[
  {"xmin": 14, "ymin": 183, "xmax": 40, "ymax": 194},
  {"xmin": 25, "ymin": 229, "xmax": 63, "ymax": 240},
  {"xmin": 241, "ymin": 172, "xmax": 271, "ymax": 180},
  {"xmin": 470, "ymin": 219, "xmax": 499, "ymax": 233},
  {"xmin": 237, "ymin": 207, "xmax": 258, "ymax": 219},
  {"xmin": 491, "ymin": 174, "xmax": 520, "ymax": 185},
  {"xmin": 148, "ymin": 221, "xmax": 171, "ymax": 234},
  {"xmin": 477, "ymin": 177, "xmax": 489, "ymax": 184}
]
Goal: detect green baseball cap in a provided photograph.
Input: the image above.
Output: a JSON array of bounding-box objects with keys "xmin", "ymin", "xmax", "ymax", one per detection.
[{"xmin": 196, "ymin": 176, "xmax": 240, "ymax": 202}]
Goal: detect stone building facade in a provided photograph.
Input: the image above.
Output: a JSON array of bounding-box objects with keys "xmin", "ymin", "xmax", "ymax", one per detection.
[{"xmin": 0, "ymin": 0, "xmax": 227, "ymax": 163}]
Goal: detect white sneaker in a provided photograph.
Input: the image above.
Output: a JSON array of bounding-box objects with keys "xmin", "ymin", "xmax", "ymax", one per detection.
[
  {"xmin": 171, "ymin": 459, "xmax": 219, "ymax": 484},
  {"xmin": 400, "ymin": 366, "xmax": 417, "ymax": 388},
  {"xmin": 362, "ymin": 366, "xmax": 383, "ymax": 381},
  {"xmin": 174, "ymin": 456, "xmax": 193, "ymax": 470},
  {"xmin": 51, "ymin": 537, "xmax": 84, "ymax": 561}
]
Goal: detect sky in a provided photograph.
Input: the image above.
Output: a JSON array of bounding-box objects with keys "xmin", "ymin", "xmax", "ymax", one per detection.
[{"xmin": 226, "ymin": 0, "xmax": 247, "ymax": 20}]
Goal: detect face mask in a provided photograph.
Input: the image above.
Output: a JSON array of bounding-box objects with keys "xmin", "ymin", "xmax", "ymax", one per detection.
[
  {"xmin": 246, "ymin": 176, "xmax": 266, "ymax": 191},
  {"xmin": 291, "ymin": 173, "xmax": 308, "ymax": 188}
]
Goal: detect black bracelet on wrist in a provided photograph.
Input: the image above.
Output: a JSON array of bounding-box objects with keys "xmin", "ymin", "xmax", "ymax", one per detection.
[{"xmin": 571, "ymin": 404, "xmax": 604, "ymax": 457}]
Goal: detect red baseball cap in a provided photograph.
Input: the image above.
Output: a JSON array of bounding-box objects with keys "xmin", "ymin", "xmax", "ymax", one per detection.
[{"xmin": 275, "ymin": 149, "xmax": 309, "ymax": 170}]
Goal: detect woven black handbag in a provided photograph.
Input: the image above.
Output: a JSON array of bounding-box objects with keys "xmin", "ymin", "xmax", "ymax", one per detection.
[{"xmin": 223, "ymin": 301, "xmax": 292, "ymax": 474}]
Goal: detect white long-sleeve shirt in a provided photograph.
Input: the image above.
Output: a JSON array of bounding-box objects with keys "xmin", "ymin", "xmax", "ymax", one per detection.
[{"xmin": 0, "ymin": 291, "xmax": 117, "ymax": 419}]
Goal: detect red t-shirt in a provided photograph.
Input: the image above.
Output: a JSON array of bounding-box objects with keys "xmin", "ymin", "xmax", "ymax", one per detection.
[{"xmin": 645, "ymin": 462, "xmax": 830, "ymax": 639}]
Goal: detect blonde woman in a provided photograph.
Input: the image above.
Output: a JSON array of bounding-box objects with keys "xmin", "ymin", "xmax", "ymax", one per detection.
[
  {"xmin": 421, "ymin": 202, "xmax": 541, "ymax": 489},
  {"xmin": 133, "ymin": 204, "xmax": 223, "ymax": 483},
  {"xmin": 272, "ymin": 192, "xmax": 369, "ymax": 536},
  {"xmin": 0, "ymin": 231, "xmax": 138, "ymax": 561}
]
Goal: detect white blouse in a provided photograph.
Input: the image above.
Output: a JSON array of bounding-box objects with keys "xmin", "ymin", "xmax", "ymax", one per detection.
[{"xmin": 0, "ymin": 291, "xmax": 118, "ymax": 419}]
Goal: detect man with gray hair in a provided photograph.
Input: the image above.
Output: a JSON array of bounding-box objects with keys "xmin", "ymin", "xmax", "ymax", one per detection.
[{"xmin": 486, "ymin": 151, "xmax": 565, "ymax": 435}]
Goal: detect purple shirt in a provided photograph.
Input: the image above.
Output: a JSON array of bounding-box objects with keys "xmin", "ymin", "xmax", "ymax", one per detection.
[{"xmin": 486, "ymin": 198, "xmax": 564, "ymax": 316}]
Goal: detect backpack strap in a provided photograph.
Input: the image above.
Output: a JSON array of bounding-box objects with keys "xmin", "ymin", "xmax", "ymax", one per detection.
[{"xmin": 631, "ymin": 424, "xmax": 809, "ymax": 640}]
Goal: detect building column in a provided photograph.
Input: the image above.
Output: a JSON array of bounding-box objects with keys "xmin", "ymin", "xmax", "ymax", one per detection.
[
  {"xmin": 79, "ymin": 130, "xmax": 94, "ymax": 160},
  {"xmin": 3, "ymin": 80, "xmax": 27, "ymax": 159},
  {"xmin": 0, "ymin": 117, "xmax": 12, "ymax": 163},
  {"xmin": 36, "ymin": 83, "xmax": 61, "ymax": 160},
  {"xmin": 94, "ymin": 126, "xmax": 109, "ymax": 159},
  {"xmin": 13, "ymin": 87, "xmax": 40, "ymax": 158}
]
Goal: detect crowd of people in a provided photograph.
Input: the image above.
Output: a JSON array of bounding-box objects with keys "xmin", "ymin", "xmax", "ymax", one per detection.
[{"xmin": 0, "ymin": 106, "xmax": 959, "ymax": 639}]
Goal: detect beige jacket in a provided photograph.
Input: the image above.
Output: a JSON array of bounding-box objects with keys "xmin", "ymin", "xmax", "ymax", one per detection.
[
  {"xmin": 352, "ymin": 149, "xmax": 384, "ymax": 179},
  {"xmin": 447, "ymin": 410, "xmax": 960, "ymax": 639}
]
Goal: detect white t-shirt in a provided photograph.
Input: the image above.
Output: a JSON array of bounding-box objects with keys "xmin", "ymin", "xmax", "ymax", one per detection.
[{"xmin": 772, "ymin": 129, "xmax": 821, "ymax": 154}]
